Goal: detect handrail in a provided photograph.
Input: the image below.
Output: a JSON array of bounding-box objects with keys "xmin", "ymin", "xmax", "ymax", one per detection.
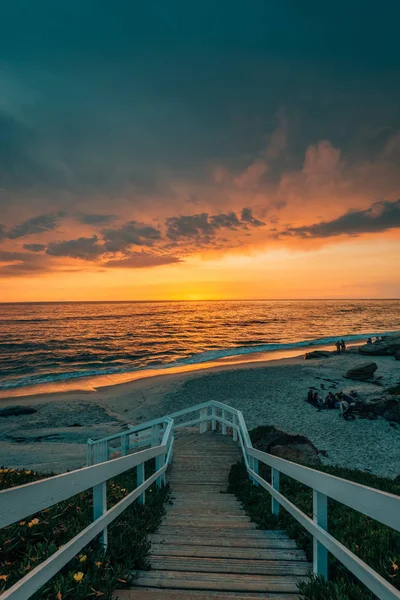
[{"xmin": 1, "ymin": 416, "xmax": 174, "ymax": 600}]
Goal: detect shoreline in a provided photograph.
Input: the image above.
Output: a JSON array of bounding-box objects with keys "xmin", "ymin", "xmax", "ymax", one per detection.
[{"xmin": 0, "ymin": 339, "xmax": 368, "ymax": 403}]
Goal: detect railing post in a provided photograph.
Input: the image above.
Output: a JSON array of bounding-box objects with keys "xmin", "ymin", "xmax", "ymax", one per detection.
[
  {"xmin": 211, "ymin": 405, "xmax": 217, "ymax": 431},
  {"xmin": 152, "ymin": 424, "xmax": 160, "ymax": 447},
  {"xmin": 252, "ymin": 457, "xmax": 259, "ymax": 486},
  {"xmin": 87, "ymin": 439, "xmax": 94, "ymax": 466},
  {"xmin": 313, "ymin": 490, "xmax": 328, "ymax": 579},
  {"xmin": 232, "ymin": 413, "xmax": 238, "ymax": 441},
  {"xmin": 121, "ymin": 433, "xmax": 129, "ymax": 457},
  {"xmin": 271, "ymin": 468, "xmax": 280, "ymax": 517},
  {"xmin": 200, "ymin": 408, "xmax": 207, "ymax": 434},
  {"xmin": 93, "ymin": 482, "xmax": 108, "ymax": 548},
  {"xmin": 137, "ymin": 462, "xmax": 145, "ymax": 505},
  {"xmin": 222, "ymin": 409, "xmax": 227, "ymax": 435}
]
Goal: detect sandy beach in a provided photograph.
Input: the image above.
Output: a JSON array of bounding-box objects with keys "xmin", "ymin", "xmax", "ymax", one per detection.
[{"xmin": 1, "ymin": 348, "xmax": 399, "ymax": 477}]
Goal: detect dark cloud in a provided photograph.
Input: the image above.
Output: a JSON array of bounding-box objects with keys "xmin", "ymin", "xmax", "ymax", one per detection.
[
  {"xmin": 76, "ymin": 213, "xmax": 117, "ymax": 225},
  {"xmin": 46, "ymin": 235, "xmax": 104, "ymax": 260},
  {"xmin": 284, "ymin": 199, "xmax": 400, "ymax": 239},
  {"xmin": 104, "ymin": 252, "xmax": 180, "ymax": 269},
  {"xmin": 240, "ymin": 208, "xmax": 265, "ymax": 227},
  {"xmin": 166, "ymin": 209, "xmax": 265, "ymax": 240},
  {"xmin": 8, "ymin": 213, "xmax": 64, "ymax": 239},
  {"xmin": 102, "ymin": 222, "xmax": 161, "ymax": 252},
  {"xmin": 23, "ymin": 243, "xmax": 46, "ymax": 252}
]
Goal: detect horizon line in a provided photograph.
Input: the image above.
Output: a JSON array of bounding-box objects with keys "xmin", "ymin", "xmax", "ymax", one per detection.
[{"xmin": 0, "ymin": 298, "xmax": 399, "ymax": 304}]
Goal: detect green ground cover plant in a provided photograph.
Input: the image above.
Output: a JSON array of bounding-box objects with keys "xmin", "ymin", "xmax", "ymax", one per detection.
[
  {"xmin": 228, "ymin": 426, "xmax": 400, "ymax": 600},
  {"xmin": 0, "ymin": 461, "xmax": 168, "ymax": 599}
]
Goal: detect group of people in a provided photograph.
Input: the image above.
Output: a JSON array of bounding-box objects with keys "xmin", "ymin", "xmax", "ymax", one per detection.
[
  {"xmin": 306, "ymin": 389, "xmax": 356, "ymax": 420},
  {"xmin": 335, "ymin": 339, "xmax": 346, "ymax": 354},
  {"xmin": 367, "ymin": 336, "xmax": 383, "ymax": 344}
]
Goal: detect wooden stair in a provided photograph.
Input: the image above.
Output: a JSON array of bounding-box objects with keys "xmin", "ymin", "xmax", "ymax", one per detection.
[{"xmin": 114, "ymin": 430, "xmax": 310, "ymax": 599}]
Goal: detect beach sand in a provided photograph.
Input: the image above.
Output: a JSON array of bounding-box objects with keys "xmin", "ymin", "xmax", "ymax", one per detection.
[{"xmin": 0, "ymin": 350, "xmax": 399, "ymax": 477}]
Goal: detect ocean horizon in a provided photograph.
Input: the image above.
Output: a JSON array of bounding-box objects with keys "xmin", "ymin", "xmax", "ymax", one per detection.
[{"xmin": 1, "ymin": 299, "xmax": 399, "ymax": 391}]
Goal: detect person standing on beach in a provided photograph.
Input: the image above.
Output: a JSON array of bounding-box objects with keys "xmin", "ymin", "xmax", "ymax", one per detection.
[
  {"xmin": 340, "ymin": 339, "xmax": 346, "ymax": 353},
  {"xmin": 335, "ymin": 341, "xmax": 341, "ymax": 354}
]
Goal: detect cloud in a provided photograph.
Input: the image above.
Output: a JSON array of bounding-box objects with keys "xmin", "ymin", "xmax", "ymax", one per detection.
[
  {"xmin": 8, "ymin": 213, "xmax": 64, "ymax": 239},
  {"xmin": 0, "ymin": 250, "xmax": 48, "ymax": 276},
  {"xmin": 76, "ymin": 213, "xmax": 117, "ymax": 225},
  {"xmin": 104, "ymin": 252, "xmax": 180, "ymax": 269},
  {"xmin": 23, "ymin": 243, "xmax": 46, "ymax": 252},
  {"xmin": 240, "ymin": 208, "xmax": 265, "ymax": 227},
  {"xmin": 102, "ymin": 221, "xmax": 161, "ymax": 252},
  {"xmin": 284, "ymin": 199, "xmax": 400, "ymax": 239},
  {"xmin": 0, "ymin": 224, "xmax": 6, "ymax": 241},
  {"xmin": 46, "ymin": 235, "xmax": 104, "ymax": 259},
  {"xmin": 166, "ymin": 209, "xmax": 265, "ymax": 241}
]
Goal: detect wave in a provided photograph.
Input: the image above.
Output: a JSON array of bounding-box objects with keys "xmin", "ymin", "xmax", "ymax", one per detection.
[{"xmin": 1, "ymin": 329, "xmax": 399, "ymax": 391}]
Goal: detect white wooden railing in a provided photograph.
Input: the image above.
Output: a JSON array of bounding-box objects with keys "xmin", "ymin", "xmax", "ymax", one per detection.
[
  {"xmin": 0, "ymin": 418, "xmax": 174, "ymax": 600},
  {"xmin": 1, "ymin": 400, "xmax": 399, "ymax": 600}
]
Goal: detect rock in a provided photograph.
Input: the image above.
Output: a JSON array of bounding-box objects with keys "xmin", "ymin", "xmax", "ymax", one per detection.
[
  {"xmin": 359, "ymin": 335, "xmax": 400, "ymax": 357},
  {"xmin": 394, "ymin": 351, "xmax": 400, "ymax": 361},
  {"xmin": 270, "ymin": 443, "xmax": 320, "ymax": 466},
  {"xmin": 68, "ymin": 422, "xmax": 82, "ymax": 427},
  {"xmin": 345, "ymin": 362, "xmax": 378, "ymax": 381},
  {"xmin": 382, "ymin": 399, "xmax": 400, "ymax": 424},
  {"xmin": 346, "ymin": 346, "xmax": 361, "ymax": 354},
  {"xmin": 251, "ymin": 426, "xmax": 320, "ymax": 466},
  {"xmin": 304, "ymin": 350, "xmax": 332, "ymax": 360},
  {"xmin": 0, "ymin": 406, "xmax": 37, "ymax": 418}
]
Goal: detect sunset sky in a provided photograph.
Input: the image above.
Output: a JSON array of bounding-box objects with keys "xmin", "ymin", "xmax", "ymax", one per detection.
[{"xmin": 1, "ymin": 1, "xmax": 399, "ymax": 301}]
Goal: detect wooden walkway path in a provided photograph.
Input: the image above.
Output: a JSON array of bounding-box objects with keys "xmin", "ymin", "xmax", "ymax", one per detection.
[{"xmin": 115, "ymin": 431, "xmax": 310, "ymax": 599}]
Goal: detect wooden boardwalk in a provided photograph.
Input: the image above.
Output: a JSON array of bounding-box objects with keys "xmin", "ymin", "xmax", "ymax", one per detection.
[{"xmin": 115, "ymin": 430, "xmax": 310, "ymax": 599}]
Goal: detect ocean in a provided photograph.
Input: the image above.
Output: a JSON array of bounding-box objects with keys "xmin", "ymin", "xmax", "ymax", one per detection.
[{"xmin": 0, "ymin": 300, "xmax": 399, "ymax": 391}]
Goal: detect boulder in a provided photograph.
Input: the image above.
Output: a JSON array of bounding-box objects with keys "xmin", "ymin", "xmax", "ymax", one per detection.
[
  {"xmin": 0, "ymin": 406, "xmax": 37, "ymax": 418},
  {"xmin": 251, "ymin": 426, "xmax": 320, "ymax": 466},
  {"xmin": 345, "ymin": 362, "xmax": 378, "ymax": 381},
  {"xmin": 359, "ymin": 335, "xmax": 400, "ymax": 357},
  {"xmin": 270, "ymin": 443, "xmax": 320, "ymax": 466},
  {"xmin": 304, "ymin": 350, "xmax": 332, "ymax": 360}
]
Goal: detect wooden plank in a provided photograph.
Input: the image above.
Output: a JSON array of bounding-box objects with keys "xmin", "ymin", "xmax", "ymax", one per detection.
[
  {"xmin": 133, "ymin": 571, "xmax": 304, "ymax": 593},
  {"xmin": 114, "ymin": 589, "xmax": 300, "ymax": 599},
  {"xmin": 150, "ymin": 535, "xmax": 297, "ymax": 549},
  {"xmin": 149, "ymin": 557, "xmax": 312, "ymax": 575},
  {"xmin": 150, "ymin": 545, "xmax": 306, "ymax": 561},
  {"xmin": 155, "ymin": 527, "xmax": 289, "ymax": 539}
]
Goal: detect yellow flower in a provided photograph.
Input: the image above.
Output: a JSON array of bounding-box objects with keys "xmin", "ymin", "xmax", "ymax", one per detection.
[
  {"xmin": 79, "ymin": 555, "xmax": 87, "ymax": 563},
  {"xmin": 73, "ymin": 572, "xmax": 84, "ymax": 583},
  {"xmin": 121, "ymin": 488, "xmax": 127, "ymax": 492},
  {"xmin": 3, "ymin": 469, "xmax": 8, "ymax": 473},
  {"xmin": 19, "ymin": 521, "xmax": 26, "ymax": 526},
  {"xmin": 9, "ymin": 469, "xmax": 15, "ymax": 473},
  {"xmin": 0, "ymin": 469, "xmax": 3, "ymax": 473},
  {"xmin": 0, "ymin": 574, "xmax": 8, "ymax": 581},
  {"xmin": 25, "ymin": 470, "xmax": 31, "ymax": 475},
  {"xmin": 96, "ymin": 561, "xmax": 102, "ymax": 568},
  {"xmin": 392, "ymin": 561, "xmax": 399, "ymax": 571},
  {"xmin": 56, "ymin": 592, "xmax": 62, "ymax": 600},
  {"xmin": 28, "ymin": 518, "xmax": 39, "ymax": 528},
  {"xmin": 149, "ymin": 489, "xmax": 152, "ymax": 493}
]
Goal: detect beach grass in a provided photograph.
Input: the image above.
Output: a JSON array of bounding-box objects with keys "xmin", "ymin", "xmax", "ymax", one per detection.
[
  {"xmin": 0, "ymin": 462, "xmax": 168, "ymax": 599},
  {"xmin": 228, "ymin": 427, "xmax": 400, "ymax": 600}
]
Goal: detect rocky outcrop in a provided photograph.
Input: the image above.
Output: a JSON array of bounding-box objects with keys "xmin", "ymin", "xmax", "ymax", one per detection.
[
  {"xmin": 304, "ymin": 350, "xmax": 332, "ymax": 360},
  {"xmin": 359, "ymin": 335, "xmax": 400, "ymax": 357},
  {"xmin": 269, "ymin": 443, "xmax": 321, "ymax": 466},
  {"xmin": 0, "ymin": 406, "xmax": 37, "ymax": 418},
  {"xmin": 345, "ymin": 362, "xmax": 378, "ymax": 381},
  {"xmin": 251, "ymin": 426, "xmax": 321, "ymax": 466},
  {"xmin": 356, "ymin": 397, "xmax": 400, "ymax": 423}
]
